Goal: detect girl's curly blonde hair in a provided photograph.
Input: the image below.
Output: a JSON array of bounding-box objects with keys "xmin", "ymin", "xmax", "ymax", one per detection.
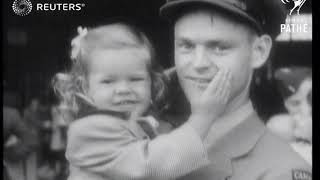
[{"xmin": 52, "ymin": 21, "xmax": 168, "ymax": 119}]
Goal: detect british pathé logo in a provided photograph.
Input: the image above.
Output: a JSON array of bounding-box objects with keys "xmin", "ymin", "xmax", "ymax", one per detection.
[
  {"xmin": 278, "ymin": 0, "xmax": 310, "ymax": 35},
  {"xmin": 12, "ymin": 0, "xmax": 86, "ymax": 16},
  {"xmin": 280, "ymin": 15, "xmax": 309, "ymax": 33},
  {"xmin": 281, "ymin": 0, "xmax": 307, "ymax": 15},
  {"xmin": 12, "ymin": 0, "xmax": 32, "ymax": 16}
]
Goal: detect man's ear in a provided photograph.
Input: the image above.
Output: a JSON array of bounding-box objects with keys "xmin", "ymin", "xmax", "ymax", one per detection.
[{"xmin": 251, "ymin": 34, "xmax": 272, "ymax": 69}]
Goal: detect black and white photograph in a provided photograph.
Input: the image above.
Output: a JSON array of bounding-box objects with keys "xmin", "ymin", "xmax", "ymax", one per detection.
[{"xmin": 3, "ymin": 0, "xmax": 312, "ymax": 180}]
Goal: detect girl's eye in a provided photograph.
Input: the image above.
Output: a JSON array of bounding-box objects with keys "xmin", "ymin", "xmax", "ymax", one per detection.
[{"xmin": 102, "ymin": 79, "xmax": 114, "ymax": 84}]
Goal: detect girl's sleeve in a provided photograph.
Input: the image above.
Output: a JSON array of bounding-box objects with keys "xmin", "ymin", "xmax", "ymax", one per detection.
[{"xmin": 66, "ymin": 115, "xmax": 211, "ymax": 179}]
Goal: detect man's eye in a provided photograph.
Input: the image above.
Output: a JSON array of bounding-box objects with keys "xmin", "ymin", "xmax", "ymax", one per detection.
[
  {"xmin": 208, "ymin": 43, "xmax": 231, "ymax": 55},
  {"xmin": 211, "ymin": 46, "xmax": 230, "ymax": 55},
  {"xmin": 176, "ymin": 42, "xmax": 194, "ymax": 51},
  {"xmin": 130, "ymin": 77, "xmax": 145, "ymax": 82}
]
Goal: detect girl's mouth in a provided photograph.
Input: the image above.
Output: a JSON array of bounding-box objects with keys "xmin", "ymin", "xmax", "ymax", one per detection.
[
  {"xmin": 113, "ymin": 100, "xmax": 139, "ymax": 110},
  {"xmin": 185, "ymin": 76, "xmax": 211, "ymax": 84},
  {"xmin": 116, "ymin": 100, "xmax": 138, "ymax": 105}
]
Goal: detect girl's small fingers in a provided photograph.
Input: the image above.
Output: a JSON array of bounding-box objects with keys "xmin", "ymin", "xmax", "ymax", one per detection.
[
  {"xmin": 204, "ymin": 70, "xmax": 222, "ymax": 96},
  {"xmin": 215, "ymin": 69, "xmax": 229, "ymax": 94},
  {"xmin": 218, "ymin": 69, "xmax": 231, "ymax": 94},
  {"xmin": 218, "ymin": 74, "xmax": 231, "ymax": 103},
  {"xmin": 226, "ymin": 69, "xmax": 233, "ymax": 85},
  {"xmin": 222, "ymin": 84, "xmax": 231, "ymax": 104}
]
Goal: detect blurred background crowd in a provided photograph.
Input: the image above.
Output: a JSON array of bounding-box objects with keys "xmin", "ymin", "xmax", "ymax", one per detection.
[
  {"xmin": 3, "ymin": 1, "xmax": 312, "ymax": 180},
  {"xmin": 4, "ymin": 88, "xmax": 69, "ymax": 180}
]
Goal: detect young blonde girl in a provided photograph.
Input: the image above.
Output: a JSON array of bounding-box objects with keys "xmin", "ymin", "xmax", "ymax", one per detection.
[{"xmin": 53, "ymin": 20, "xmax": 231, "ymax": 180}]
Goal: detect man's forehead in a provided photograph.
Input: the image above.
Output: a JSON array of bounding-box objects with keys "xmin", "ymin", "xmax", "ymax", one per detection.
[
  {"xmin": 174, "ymin": 10, "xmax": 248, "ymax": 41},
  {"xmin": 176, "ymin": 9, "xmax": 225, "ymax": 25},
  {"xmin": 175, "ymin": 10, "xmax": 246, "ymax": 30}
]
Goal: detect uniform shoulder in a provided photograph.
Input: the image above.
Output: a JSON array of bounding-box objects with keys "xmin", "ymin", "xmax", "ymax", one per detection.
[
  {"xmin": 253, "ymin": 130, "xmax": 311, "ymax": 180},
  {"xmin": 264, "ymin": 165, "xmax": 312, "ymax": 180},
  {"xmin": 260, "ymin": 130, "xmax": 311, "ymax": 168}
]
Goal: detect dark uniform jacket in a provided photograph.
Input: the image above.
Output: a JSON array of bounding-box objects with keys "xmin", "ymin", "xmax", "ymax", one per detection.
[{"xmin": 178, "ymin": 103, "xmax": 311, "ymax": 180}]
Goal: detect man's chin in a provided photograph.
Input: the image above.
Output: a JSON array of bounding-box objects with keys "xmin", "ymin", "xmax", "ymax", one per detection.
[{"xmin": 184, "ymin": 82, "xmax": 208, "ymax": 92}]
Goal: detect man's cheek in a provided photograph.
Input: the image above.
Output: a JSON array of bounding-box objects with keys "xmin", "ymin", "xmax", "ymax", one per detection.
[{"xmin": 175, "ymin": 53, "xmax": 190, "ymax": 66}]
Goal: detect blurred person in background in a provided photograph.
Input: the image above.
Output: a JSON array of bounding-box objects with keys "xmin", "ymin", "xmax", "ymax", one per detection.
[
  {"xmin": 23, "ymin": 96, "xmax": 54, "ymax": 180},
  {"xmin": 4, "ymin": 89, "xmax": 38, "ymax": 180},
  {"xmin": 23, "ymin": 97, "xmax": 42, "ymax": 180},
  {"xmin": 23, "ymin": 98, "xmax": 43, "ymax": 133},
  {"xmin": 49, "ymin": 95, "xmax": 70, "ymax": 179},
  {"xmin": 267, "ymin": 67, "xmax": 312, "ymax": 165}
]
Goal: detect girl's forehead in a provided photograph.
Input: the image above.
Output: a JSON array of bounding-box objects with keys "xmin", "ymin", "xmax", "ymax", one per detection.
[
  {"xmin": 87, "ymin": 48, "xmax": 151, "ymax": 71},
  {"xmin": 92, "ymin": 47, "xmax": 150, "ymax": 61},
  {"xmin": 86, "ymin": 24, "xmax": 141, "ymax": 47}
]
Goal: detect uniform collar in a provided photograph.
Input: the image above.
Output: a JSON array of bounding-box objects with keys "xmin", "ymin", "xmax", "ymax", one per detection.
[
  {"xmin": 205, "ymin": 101, "xmax": 255, "ymax": 145},
  {"xmin": 204, "ymin": 109, "xmax": 266, "ymax": 179},
  {"xmin": 209, "ymin": 112, "xmax": 266, "ymax": 158}
]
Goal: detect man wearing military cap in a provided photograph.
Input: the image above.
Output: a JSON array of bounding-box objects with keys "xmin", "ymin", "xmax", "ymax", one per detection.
[{"xmin": 160, "ymin": 0, "xmax": 311, "ymax": 179}]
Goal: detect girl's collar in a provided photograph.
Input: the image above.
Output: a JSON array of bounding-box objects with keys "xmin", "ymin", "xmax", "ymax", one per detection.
[
  {"xmin": 76, "ymin": 94, "xmax": 130, "ymax": 120},
  {"xmin": 77, "ymin": 107, "xmax": 129, "ymax": 120}
]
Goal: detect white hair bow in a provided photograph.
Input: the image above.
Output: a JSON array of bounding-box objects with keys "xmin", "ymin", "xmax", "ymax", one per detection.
[{"xmin": 70, "ymin": 26, "xmax": 88, "ymax": 60}]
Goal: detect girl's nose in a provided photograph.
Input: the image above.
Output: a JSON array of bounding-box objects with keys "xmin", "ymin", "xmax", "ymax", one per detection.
[{"xmin": 115, "ymin": 81, "xmax": 132, "ymax": 95}]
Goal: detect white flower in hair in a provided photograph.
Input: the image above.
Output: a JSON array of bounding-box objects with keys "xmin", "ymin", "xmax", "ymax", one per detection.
[
  {"xmin": 71, "ymin": 26, "xmax": 88, "ymax": 60},
  {"xmin": 56, "ymin": 73, "xmax": 72, "ymax": 81}
]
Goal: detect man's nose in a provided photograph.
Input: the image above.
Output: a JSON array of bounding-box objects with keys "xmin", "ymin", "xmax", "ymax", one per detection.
[
  {"xmin": 193, "ymin": 47, "xmax": 211, "ymax": 73},
  {"xmin": 115, "ymin": 81, "xmax": 132, "ymax": 95}
]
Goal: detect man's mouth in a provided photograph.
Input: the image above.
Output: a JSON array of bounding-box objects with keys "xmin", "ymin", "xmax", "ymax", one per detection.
[{"xmin": 115, "ymin": 100, "xmax": 138, "ymax": 106}]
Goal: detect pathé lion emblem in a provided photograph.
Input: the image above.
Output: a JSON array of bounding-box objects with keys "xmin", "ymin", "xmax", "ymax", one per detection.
[{"xmin": 281, "ymin": 0, "xmax": 307, "ymax": 15}]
